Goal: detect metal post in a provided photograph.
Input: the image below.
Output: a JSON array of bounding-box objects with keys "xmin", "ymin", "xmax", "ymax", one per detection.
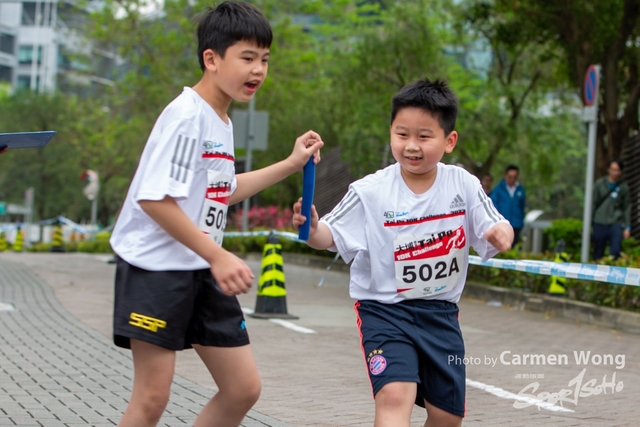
[
  {"xmin": 580, "ymin": 118, "xmax": 598, "ymax": 263},
  {"xmin": 241, "ymin": 96, "xmax": 255, "ymax": 232},
  {"xmin": 90, "ymin": 197, "xmax": 98, "ymax": 226},
  {"xmin": 580, "ymin": 65, "xmax": 601, "ymax": 262}
]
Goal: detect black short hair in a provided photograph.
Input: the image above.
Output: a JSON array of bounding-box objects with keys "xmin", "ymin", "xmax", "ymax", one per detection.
[
  {"xmin": 196, "ymin": 1, "xmax": 272, "ymax": 71},
  {"xmin": 609, "ymin": 158, "xmax": 624, "ymax": 170},
  {"xmin": 505, "ymin": 164, "xmax": 519, "ymax": 174},
  {"xmin": 390, "ymin": 78, "xmax": 458, "ymax": 135}
]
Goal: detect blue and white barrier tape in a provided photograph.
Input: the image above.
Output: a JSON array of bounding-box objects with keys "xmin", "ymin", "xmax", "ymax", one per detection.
[
  {"xmin": 469, "ymin": 256, "xmax": 640, "ymax": 287},
  {"xmin": 223, "ymin": 230, "xmax": 640, "ymax": 287}
]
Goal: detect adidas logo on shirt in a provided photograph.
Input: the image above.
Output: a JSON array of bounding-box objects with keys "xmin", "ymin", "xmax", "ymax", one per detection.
[{"xmin": 450, "ymin": 194, "xmax": 465, "ymax": 209}]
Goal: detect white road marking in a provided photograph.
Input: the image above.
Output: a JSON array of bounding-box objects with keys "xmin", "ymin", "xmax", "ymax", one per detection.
[
  {"xmin": 0, "ymin": 301, "xmax": 16, "ymax": 312},
  {"xmin": 466, "ymin": 378, "xmax": 575, "ymax": 412},
  {"xmin": 242, "ymin": 307, "xmax": 317, "ymax": 334}
]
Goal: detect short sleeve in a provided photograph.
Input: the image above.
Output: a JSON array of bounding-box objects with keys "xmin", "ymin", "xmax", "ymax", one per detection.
[
  {"xmin": 136, "ymin": 120, "xmax": 200, "ymax": 202},
  {"xmin": 467, "ymin": 176, "xmax": 509, "ymax": 260},
  {"xmin": 319, "ymin": 188, "xmax": 367, "ymax": 264}
]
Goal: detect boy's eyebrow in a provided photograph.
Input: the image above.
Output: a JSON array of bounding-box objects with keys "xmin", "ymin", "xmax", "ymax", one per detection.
[
  {"xmin": 393, "ymin": 125, "xmax": 436, "ymax": 134},
  {"xmin": 240, "ymin": 49, "xmax": 270, "ymax": 56}
]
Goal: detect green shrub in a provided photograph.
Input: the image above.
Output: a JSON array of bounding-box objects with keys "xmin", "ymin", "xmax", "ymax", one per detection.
[{"xmin": 544, "ymin": 218, "xmax": 583, "ymax": 256}]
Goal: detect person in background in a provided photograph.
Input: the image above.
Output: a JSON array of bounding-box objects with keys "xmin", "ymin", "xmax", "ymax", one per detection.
[
  {"xmin": 481, "ymin": 173, "xmax": 493, "ymax": 196},
  {"xmin": 0, "ymin": 145, "xmax": 7, "ymax": 154},
  {"xmin": 592, "ymin": 158, "xmax": 631, "ymax": 260},
  {"xmin": 490, "ymin": 164, "xmax": 526, "ymax": 245}
]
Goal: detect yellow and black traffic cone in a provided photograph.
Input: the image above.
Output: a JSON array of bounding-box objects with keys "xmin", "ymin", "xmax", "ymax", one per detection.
[
  {"xmin": 250, "ymin": 233, "xmax": 298, "ymax": 319},
  {"xmin": 548, "ymin": 239, "xmax": 568, "ymax": 296},
  {"xmin": 13, "ymin": 227, "xmax": 24, "ymax": 253},
  {"xmin": 0, "ymin": 231, "xmax": 7, "ymax": 252},
  {"xmin": 50, "ymin": 223, "xmax": 66, "ymax": 252}
]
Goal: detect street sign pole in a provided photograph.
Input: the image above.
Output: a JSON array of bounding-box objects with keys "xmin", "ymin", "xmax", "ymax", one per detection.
[{"xmin": 580, "ymin": 64, "xmax": 601, "ymax": 263}]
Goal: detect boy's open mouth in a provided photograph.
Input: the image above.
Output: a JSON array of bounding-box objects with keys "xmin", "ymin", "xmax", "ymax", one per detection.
[{"xmin": 245, "ymin": 82, "xmax": 259, "ymax": 90}]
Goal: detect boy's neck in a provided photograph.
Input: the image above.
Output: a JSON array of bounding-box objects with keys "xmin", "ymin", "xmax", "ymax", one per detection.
[
  {"xmin": 400, "ymin": 166, "xmax": 438, "ymax": 195},
  {"xmin": 192, "ymin": 76, "xmax": 232, "ymax": 123}
]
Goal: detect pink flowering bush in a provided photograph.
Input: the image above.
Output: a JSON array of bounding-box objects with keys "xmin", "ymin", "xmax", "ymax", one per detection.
[{"xmin": 229, "ymin": 205, "xmax": 293, "ymax": 230}]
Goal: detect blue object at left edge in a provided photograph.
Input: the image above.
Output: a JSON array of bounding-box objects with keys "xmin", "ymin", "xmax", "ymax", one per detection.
[{"xmin": 0, "ymin": 131, "xmax": 57, "ymax": 149}]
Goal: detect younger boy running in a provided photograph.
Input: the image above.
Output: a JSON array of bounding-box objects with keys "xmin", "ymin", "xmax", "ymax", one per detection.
[
  {"xmin": 293, "ymin": 78, "xmax": 512, "ymax": 427},
  {"xmin": 110, "ymin": 2, "xmax": 323, "ymax": 426}
]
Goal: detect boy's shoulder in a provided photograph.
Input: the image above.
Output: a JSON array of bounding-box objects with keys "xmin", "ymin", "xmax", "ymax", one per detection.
[
  {"xmin": 351, "ymin": 163, "xmax": 397, "ymax": 192},
  {"xmin": 158, "ymin": 87, "xmax": 207, "ymax": 125}
]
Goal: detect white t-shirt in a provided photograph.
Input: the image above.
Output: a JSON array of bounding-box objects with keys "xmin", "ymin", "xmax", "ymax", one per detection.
[
  {"xmin": 320, "ymin": 162, "xmax": 508, "ymax": 303},
  {"xmin": 110, "ymin": 87, "xmax": 237, "ymax": 271}
]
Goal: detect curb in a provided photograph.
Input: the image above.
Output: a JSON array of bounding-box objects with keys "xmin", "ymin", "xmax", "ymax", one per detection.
[
  {"xmin": 462, "ymin": 282, "xmax": 640, "ymax": 335},
  {"xmin": 243, "ymin": 251, "xmax": 640, "ymax": 335}
]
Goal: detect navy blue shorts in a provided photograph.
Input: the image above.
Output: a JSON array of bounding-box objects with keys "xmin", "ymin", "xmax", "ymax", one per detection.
[
  {"xmin": 355, "ymin": 299, "xmax": 465, "ymax": 417},
  {"xmin": 113, "ymin": 257, "xmax": 250, "ymax": 351}
]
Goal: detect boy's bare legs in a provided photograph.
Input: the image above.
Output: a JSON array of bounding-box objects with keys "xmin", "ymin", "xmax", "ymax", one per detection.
[
  {"xmin": 119, "ymin": 339, "xmax": 176, "ymax": 427},
  {"xmin": 193, "ymin": 344, "xmax": 261, "ymax": 427},
  {"xmin": 424, "ymin": 401, "xmax": 462, "ymax": 427},
  {"xmin": 373, "ymin": 382, "xmax": 416, "ymax": 427}
]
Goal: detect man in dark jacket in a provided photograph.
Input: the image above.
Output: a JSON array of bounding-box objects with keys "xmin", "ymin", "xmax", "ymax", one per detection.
[
  {"xmin": 592, "ymin": 159, "xmax": 631, "ymax": 260},
  {"xmin": 490, "ymin": 165, "xmax": 526, "ymax": 245}
]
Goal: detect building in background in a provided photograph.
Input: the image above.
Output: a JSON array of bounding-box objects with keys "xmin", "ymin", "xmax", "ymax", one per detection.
[{"xmin": 0, "ymin": 0, "xmax": 119, "ymax": 95}]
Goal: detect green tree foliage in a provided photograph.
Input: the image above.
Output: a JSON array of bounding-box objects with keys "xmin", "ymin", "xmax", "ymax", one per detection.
[{"xmin": 477, "ymin": 0, "xmax": 640, "ymax": 175}]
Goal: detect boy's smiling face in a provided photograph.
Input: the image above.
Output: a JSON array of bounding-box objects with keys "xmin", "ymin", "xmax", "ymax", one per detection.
[
  {"xmin": 390, "ymin": 107, "xmax": 457, "ymax": 181},
  {"xmin": 205, "ymin": 39, "xmax": 270, "ymax": 103}
]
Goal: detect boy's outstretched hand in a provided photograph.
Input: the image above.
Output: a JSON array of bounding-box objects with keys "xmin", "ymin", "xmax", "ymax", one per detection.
[
  {"xmin": 288, "ymin": 130, "xmax": 324, "ymax": 170},
  {"xmin": 292, "ymin": 197, "xmax": 319, "ymax": 236},
  {"xmin": 484, "ymin": 222, "xmax": 514, "ymax": 252}
]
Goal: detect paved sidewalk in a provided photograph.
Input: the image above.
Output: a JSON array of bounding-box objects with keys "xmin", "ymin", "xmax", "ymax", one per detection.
[
  {"xmin": 2, "ymin": 252, "xmax": 640, "ymax": 427},
  {"xmin": 0, "ymin": 257, "xmax": 291, "ymax": 427}
]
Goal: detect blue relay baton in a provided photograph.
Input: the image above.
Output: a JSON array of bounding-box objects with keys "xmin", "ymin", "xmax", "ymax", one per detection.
[{"xmin": 298, "ymin": 157, "xmax": 316, "ymax": 241}]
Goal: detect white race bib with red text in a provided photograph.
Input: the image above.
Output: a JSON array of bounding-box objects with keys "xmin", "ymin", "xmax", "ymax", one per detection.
[
  {"xmin": 198, "ymin": 170, "xmax": 231, "ymax": 245},
  {"xmin": 394, "ymin": 225, "xmax": 466, "ymax": 299}
]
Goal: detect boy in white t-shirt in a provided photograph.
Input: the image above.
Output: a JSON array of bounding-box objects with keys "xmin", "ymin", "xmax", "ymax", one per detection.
[
  {"xmin": 293, "ymin": 78, "xmax": 512, "ymax": 427},
  {"xmin": 109, "ymin": 2, "xmax": 323, "ymax": 426}
]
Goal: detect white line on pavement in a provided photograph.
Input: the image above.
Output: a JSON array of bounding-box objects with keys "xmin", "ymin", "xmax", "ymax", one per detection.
[
  {"xmin": 242, "ymin": 307, "xmax": 317, "ymax": 334},
  {"xmin": 0, "ymin": 301, "xmax": 15, "ymax": 312},
  {"xmin": 466, "ymin": 378, "xmax": 575, "ymax": 413}
]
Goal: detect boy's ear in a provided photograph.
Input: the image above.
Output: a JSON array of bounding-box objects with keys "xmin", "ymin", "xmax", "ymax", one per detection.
[
  {"xmin": 444, "ymin": 130, "xmax": 458, "ymax": 153},
  {"xmin": 202, "ymin": 48, "xmax": 219, "ymax": 72}
]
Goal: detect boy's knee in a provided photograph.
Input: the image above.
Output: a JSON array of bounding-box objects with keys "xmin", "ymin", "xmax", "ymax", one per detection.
[
  {"xmin": 220, "ymin": 377, "xmax": 261, "ymax": 410},
  {"xmin": 375, "ymin": 383, "xmax": 415, "ymax": 409},
  {"xmin": 138, "ymin": 389, "xmax": 170, "ymax": 421}
]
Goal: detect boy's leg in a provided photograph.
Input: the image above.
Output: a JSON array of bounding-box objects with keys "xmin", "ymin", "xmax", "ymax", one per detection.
[
  {"xmin": 192, "ymin": 344, "xmax": 261, "ymax": 427},
  {"xmin": 374, "ymin": 382, "xmax": 416, "ymax": 427},
  {"xmin": 119, "ymin": 339, "xmax": 176, "ymax": 427},
  {"xmin": 423, "ymin": 401, "xmax": 462, "ymax": 427}
]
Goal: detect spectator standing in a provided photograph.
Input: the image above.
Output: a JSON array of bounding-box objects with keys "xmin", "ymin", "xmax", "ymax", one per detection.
[
  {"xmin": 592, "ymin": 159, "xmax": 630, "ymax": 260},
  {"xmin": 490, "ymin": 165, "xmax": 526, "ymax": 245}
]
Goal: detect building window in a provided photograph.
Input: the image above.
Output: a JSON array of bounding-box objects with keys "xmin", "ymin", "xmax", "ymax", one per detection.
[
  {"xmin": 0, "ymin": 65, "xmax": 12, "ymax": 83},
  {"xmin": 18, "ymin": 45, "xmax": 43, "ymax": 65},
  {"xmin": 0, "ymin": 33, "xmax": 15, "ymax": 55},
  {"xmin": 21, "ymin": 2, "xmax": 55, "ymax": 27}
]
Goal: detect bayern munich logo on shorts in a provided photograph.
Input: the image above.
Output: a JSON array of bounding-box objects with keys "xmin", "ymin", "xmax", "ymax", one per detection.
[{"xmin": 369, "ymin": 355, "xmax": 387, "ymax": 375}]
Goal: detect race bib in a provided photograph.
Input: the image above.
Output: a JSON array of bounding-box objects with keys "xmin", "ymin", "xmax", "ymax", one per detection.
[
  {"xmin": 394, "ymin": 225, "xmax": 466, "ymax": 299},
  {"xmin": 198, "ymin": 170, "xmax": 231, "ymax": 245}
]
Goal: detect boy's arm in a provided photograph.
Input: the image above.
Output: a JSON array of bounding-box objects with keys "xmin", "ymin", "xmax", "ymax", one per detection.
[
  {"xmin": 230, "ymin": 130, "xmax": 323, "ymax": 205},
  {"xmin": 139, "ymin": 196, "xmax": 254, "ymax": 295},
  {"xmin": 484, "ymin": 222, "xmax": 514, "ymax": 252},
  {"xmin": 292, "ymin": 200, "xmax": 335, "ymax": 250}
]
